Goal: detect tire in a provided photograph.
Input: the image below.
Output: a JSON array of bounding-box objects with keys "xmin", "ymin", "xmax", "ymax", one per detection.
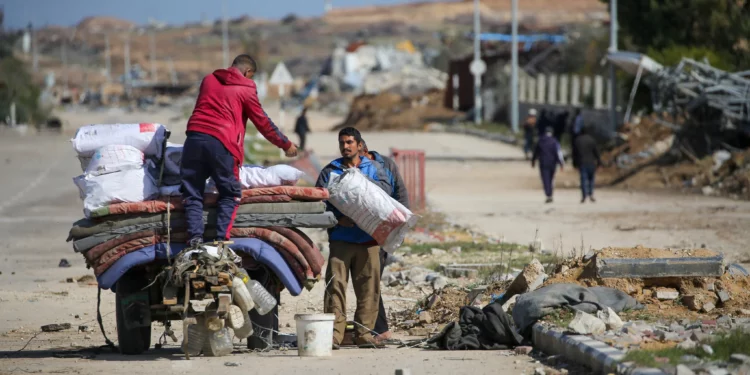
[{"xmin": 115, "ymin": 271, "xmax": 152, "ymax": 355}]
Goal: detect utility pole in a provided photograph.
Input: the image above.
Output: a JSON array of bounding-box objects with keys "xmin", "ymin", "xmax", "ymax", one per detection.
[
  {"xmin": 609, "ymin": 0, "xmax": 618, "ymax": 131},
  {"xmin": 62, "ymin": 38, "xmax": 69, "ymax": 92},
  {"xmin": 31, "ymin": 24, "xmax": 38, "ymax": 72},
  {"xmin": 471, "ymin": 0, "xmax": 484, "ymax": 125},
  {"xmin": 510, "ymin": 0, "xmax": 519, "ymax": 133},
  {"xmin": 222, "ymin": 1, "xmax": 229, "ymax": 68},
  {"xmin": 149, "ymin": 30, "xmax": 157, "ymax": 82},
  {"xmin": 124, "ymin": 33, "xmax": 131, "ymax": 93},
  {"xmin": 104, "ymin": 33, "xmax": 111, "ymax": 82}
]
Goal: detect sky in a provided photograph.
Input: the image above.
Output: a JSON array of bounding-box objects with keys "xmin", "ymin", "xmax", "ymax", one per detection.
[{"xmin": 2, "ymin": 0, "xmax": 439, "ymax": 29}]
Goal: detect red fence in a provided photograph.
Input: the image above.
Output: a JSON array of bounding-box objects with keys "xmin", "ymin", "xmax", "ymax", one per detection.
[{"xmin": 390, "ymin": 148, "xmax": 426, "ymax": 212}]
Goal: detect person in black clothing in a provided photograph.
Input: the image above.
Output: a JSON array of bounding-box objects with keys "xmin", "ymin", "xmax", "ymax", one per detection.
[
  {"xmin": 536, "ymin": 109, "xmax": 549, "ymax": 137},
  {"xmin": 553, "ymin": 111, "xmax": 569, "ymax": 143},
  {"xmin": 294, "ymin": 108, "xmax": 310, "ymax": 151},
  {"xmin": 532, "ymin": 126, "xmax": 565, "ymax": 203},
  {"xmin": 573, "ymin": 126, "xmax": 602, "ymax": 203}
]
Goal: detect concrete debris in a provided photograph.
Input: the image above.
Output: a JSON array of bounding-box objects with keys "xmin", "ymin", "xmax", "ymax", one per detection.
[
  {"xmin": 41, "ymin": 323, "xmax": 72, "ymax": 332},
  {"xmin": 731, "ymin": 354, "xmax": 750, "ymax": 364},
  {"xmin": 677, "ymin": 338, "xmax": 697, "ymax": 350},
  {"xmin": 418, "ymin": 311, "xmax": 433, "ymax": 324},
  {"xmin": 676, "ymin": 364, "xmax": 696, "ymax": 375},
  {"xmin": 501, "ymin": 294, "xmax": 519, "ymax": 313},
  {"xmin": 702, "ymin": 344, "xmax": 714, "ymax": 355},
  {"xmin": 702, "ymin": 302, "xmax": 716, "ymax": 313},
  {"xmin": 534, "ymin": 368, "xmax": 546, "ymax": 375},
  {"xmin": 716, "ymin": 289, "xmax": 731, "ymax": 303},
  {"xmin": 504, "ymin": 259, "xmax": 547, "ymax": 300},
  {"xmin": 568, "ymin": 310, "xmax": 606, "ymax": 335},
  {"xmin": 430, "ymin": 248, "xmax": 446, "ymax": 256},
  {"xmin": 431, "ymin": 276, "xmax": 448, "ymax": 291},
  {"xmin": 514, "ymin": 346, "xmax": 533, "ymax": 355},
  {"xmin": 596, "ymin": 307, "xmax": 624, "ymax": 331},
  {"xmin": 442, "ymin": 267, "xmax": 478, "ymax": 279},
  {"xmin": 655, "ymin": 288, "xmax": 680, "ymax": 300},
  {"xmin": 449, "ymin": 246, "xmax": 462, "ymax": 255}
]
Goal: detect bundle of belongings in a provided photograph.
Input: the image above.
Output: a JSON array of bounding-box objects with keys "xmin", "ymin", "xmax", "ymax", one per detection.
[
  {"xmin": 427, "ymin": 283, "xmax": 643, "ymax": 350},
  {"xmin": 67, "ymin": 123, "xmax": 336, "ymax": 296}
]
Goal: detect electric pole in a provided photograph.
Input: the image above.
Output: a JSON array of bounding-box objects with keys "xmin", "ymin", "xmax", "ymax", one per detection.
[
  {"xmin": 222, "ymin": 1, "xmax": 229, "ymax": 68},
  {"xmin": 510, "ymin": 0, "xmax": 519, "ymax": 133},
  {"xmin": 609, "ymin": 0, "xmax": 618, "ymax": 131},
  {"xmin": 471, "ymin": 0, "xmax": 483, "ymax": 125}
]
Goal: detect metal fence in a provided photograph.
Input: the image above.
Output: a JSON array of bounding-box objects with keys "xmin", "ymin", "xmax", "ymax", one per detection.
[{"xmin": 390, "ymin": 149, "xmax": 426, "ymax": 212}]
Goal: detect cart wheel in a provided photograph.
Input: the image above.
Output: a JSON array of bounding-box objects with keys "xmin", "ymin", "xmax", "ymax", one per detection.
[{"xmin": 115, "ymin": 271, "xmax": 152, "ymax": 355}]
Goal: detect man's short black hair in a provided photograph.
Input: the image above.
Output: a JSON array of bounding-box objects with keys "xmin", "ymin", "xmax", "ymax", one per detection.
[
  {"xmin": 232, "ymin": 54, "xmax": 257, "ymax": 72},
  {"xmin": 338, "ymin": 127, "xmax": 363, "ymax": 143}
]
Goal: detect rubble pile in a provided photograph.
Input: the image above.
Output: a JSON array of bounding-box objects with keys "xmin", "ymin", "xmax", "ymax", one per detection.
[
  {"xmin": 333, "ymin": 89, "xmax": 460, "ymax": 132},
  {"xmin": 390, "ymin": 285, "xmax": 472, "ymax": 336},
  {"xmin": 598, "ymin": 117, "xmax": 750, "ymax": 199}
]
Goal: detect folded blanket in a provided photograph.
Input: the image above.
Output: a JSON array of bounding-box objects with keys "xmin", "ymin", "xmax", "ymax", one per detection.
[
  {"xmin": 69, "ymin": 210, "xmax": 335, "ymax": 239},
  {"xmin": 87, "ymin": 195, "xmax": 293, "ymax": 218},
  {"xmin": 231, "ymin": 227, "xmax": 313, "ymax": 284},
  {"xmin": 269, "ymin": 227, "xmax": 325, "ymax": 277}
]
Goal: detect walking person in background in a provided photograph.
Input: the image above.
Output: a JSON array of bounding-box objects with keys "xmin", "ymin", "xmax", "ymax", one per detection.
[
  {"xmin": 523, "ymin": 109, "xmax": 538, "ymax": 160},
  {"xmin": 294, "ymin": 107, "xmax": 310, "ymax": 152},
  {"xmin": 360, "ymin": 139, "xmax": 409, "ymax": 344},
  {"xmin": 573, "ymin": 126, "xmax": 601, "ymax": 203},
  {"xmin": 532, "ymin": 126, "xmax": 565, "ymax": 203}
]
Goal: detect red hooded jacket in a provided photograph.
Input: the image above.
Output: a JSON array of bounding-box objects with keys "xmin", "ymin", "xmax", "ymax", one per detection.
[{"xmin": 186, "ymin": 67, "xmax": 292, "ymax": 164}]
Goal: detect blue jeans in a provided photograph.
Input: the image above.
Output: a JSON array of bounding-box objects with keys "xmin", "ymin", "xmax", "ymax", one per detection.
[{"xmin": 580, "ymin": 165, "xmax": 596, "ymax": 198}]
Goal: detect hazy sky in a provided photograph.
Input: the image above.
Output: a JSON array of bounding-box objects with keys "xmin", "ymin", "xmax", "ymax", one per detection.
[{"xmin": 2, "ymin": 0, "xmax": 437, "ymax": 29}]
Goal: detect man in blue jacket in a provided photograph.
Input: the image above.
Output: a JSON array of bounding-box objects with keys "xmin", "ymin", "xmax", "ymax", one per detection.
[
  {"xmin": 532, "ymin": 126, "xmax": 565, "ymax": 203},
  {"xmin": 316, "ymin": 127, "xmax": 392, "ymax": 349},
  {"xmin": 360, "ymin": 140, "xmax": 409, "ymax": 343}
]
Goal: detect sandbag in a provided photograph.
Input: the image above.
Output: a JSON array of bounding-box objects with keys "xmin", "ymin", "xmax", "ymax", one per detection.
[
  {"xmin": 72, "ymin": 123, "xmax": 167, "ymax": 157},
  {"xmin": 81, "ymin": 167, "xmax": 159, "ymax": 218},
  {"xmin": 84, "ymin": 145, "xmax": 145, "ymax": 176},
  {"xmin": 239, "ymin": 164, "xmax": 306, "ymax": 188},
  {"xmin": 327, "ymin": 168, "xmax": 416, "ymax": 252}
]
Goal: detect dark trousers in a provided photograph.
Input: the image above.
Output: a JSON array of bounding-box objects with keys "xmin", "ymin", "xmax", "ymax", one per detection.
[
  {"xmin": 374, "ymin": 249, "xmax": 389, "ymax": 334},
  {"xmin": 245, "ymin": 265, "xmax": 281, "ymax": 350},
  {"xmin": 539, "ymin": 166, "xmax": 556, "ymax": 198},
  {"xmin": 180, "ymin": 132, "xmax": 242, "ymax": 242},
  {"xmin": 297, "ymin": 133, "xmax": 307, "ymax": 151},
  {"xmin": 580, "ymin": 165, "xmax": 596, "ymax": 198}
]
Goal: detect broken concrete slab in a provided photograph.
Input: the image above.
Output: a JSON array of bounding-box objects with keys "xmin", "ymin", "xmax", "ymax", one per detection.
[
  {"xmin": 702, "ymin": 302, "xmax": 716, "ymax": 313},
  {"xmin": 716, "ymin": 290, "xmax": 731, "ymax": 304},
  {"xmin": 514, "ymin": 346, "xmax": 533, "ymax": 355},
  {"xmin": 501, "ymin": 294, "xmax": 519, "ymax": 313},
  {"xmin": 431, "ymin": 276, "xmax": 448, "ymax": 290},
  {"xmin": 418, "ymin": 311, "xmax": 433, "ymax": 324},
  {"xmin": 655, "ymin": 288, "xmax": 680, "ymax": 300},
  {"xmin": 594, "ymin": 253, "xmax": 725, "ymax": 278},
  {"xmin": 41, "ymin": 323, "xmax": 72, "ymax": 332},
  {"xmin": 503, "ymin": 259, "xmax": 547, "ymax": 301},
  {"xmin": 568, "ymin": 310, "xmax": 606, "ymax": 335}
]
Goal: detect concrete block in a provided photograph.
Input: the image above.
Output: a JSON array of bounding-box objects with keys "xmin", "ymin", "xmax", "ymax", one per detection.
[
  {"xmin": 418, "ymin": 311, "xmax": 433, "ymax": 324},
  {"xmin": 702, "ymin": 302, "xmax": 716, "ymax": 313},
  {"xmin": 731, "ymin": 354, "xmax": 750, "ymax": 364},
  {"xmin": 655, "ymin": 288, "xmax": 680, "ymax": 300},
  {"xmin": 505, "ymin": 259, "xmax": 547, "ymax": 299},
  {"xmin": 594, "ymin": 254, "xmax": 725, "ymax": 278},
  {"xmin": 717, "ymin": 290, "xmax": 731, "ymax": 303},
  {"xmin": 515, "ymin": 345, "xmax": 533, "ymax": 355},
  {"xmin": 568, "ymin": 311, "xmax": 606, "ymax": 335},
  {"xmin": 597, "ymin": 307, "xmax": 624, "ymax": 331}
]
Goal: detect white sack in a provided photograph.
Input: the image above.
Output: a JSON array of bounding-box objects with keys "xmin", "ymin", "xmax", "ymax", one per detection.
[
  {"xmin": 82, "ymin": 167, "xmax": 159, "ymax": 217},
  {"xmin": 326, "ymin": 168, "xmax": 417, "ymax": 252},
  {"xmin": 72, "ymin": 123, "xmax": 167, "ymax": 157},
  {"xmin": 73, "ymin": 175, "xmax": 86, "ymax": 199},
  {"xmin": 84, "ymin": 145, "xmax": 145, "ymax": 176},
  {"xmin": 239, "ymin": 164, "xmax": 305, "ymax": 188}
]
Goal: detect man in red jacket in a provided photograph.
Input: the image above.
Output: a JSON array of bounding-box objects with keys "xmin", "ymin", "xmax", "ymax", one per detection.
[{"xmin": 181, "ymin": 54, "xmax": 298, "ymax": 247}]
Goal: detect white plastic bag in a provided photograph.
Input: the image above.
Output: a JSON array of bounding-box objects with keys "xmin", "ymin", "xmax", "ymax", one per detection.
[
  {"xmin": 84, "ymin": 145, "xmax": 145, "ymax": 176},
  {"xmin": 239, "ymin": 164, "xmax": 305, "ymax": 188},
  {"xmin": 72, "ymin": 123, "xmax": 167, "ymax": 157},
  {"xmin": 81, "ymin": 167, "xmax": 159, "ymax": 217},
  {"xmin": 326, "ymin": 168, "xmax": 417, "ymax": 252}
]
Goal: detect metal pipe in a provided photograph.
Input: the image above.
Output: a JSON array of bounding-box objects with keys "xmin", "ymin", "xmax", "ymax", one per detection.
[
  {"xmin": 473, "ymin": 0, "xmax": 482, "ymax": 125},
  {"xmin": 609, "ymin": 0, "xmax": 618, "ymax": 129}
]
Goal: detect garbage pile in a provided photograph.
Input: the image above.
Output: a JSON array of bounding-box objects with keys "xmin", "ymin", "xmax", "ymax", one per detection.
[
  {"xmin": 66, "ymin": 123, "xmax": 337, "ymax": 356},
  {"xmin": 333, "ymin": 89, "xmax": 460, "ymax": 131}
]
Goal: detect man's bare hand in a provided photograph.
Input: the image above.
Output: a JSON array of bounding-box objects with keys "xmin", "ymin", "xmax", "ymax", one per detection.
[
  {"xmin": 285, "ymin": 144, "xmax": 299, "ymax": 158},
  {"xmin": 338, "ymin": 216, "xmax": 355, "ymax": 227}
]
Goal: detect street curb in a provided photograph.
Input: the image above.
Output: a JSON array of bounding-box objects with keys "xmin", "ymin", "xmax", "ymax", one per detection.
[{"xmin": 531, "ymin": 324, "xmax": 667, "ymax": 375}]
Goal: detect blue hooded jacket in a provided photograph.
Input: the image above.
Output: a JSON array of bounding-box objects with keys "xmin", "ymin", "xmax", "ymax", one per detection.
[
  {"xmin": 316, "ymin": 156, "xmax": 392, "ymax": 244},
  {"xmin": 369, "ymin": 151, "xmax": 409, "ymax": 208}
]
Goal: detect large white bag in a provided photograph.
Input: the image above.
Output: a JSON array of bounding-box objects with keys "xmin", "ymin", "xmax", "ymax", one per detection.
[
  {"xmin": 239, "ymin": 164, "xmax": 305, "ymax": 188},
  {"xmin": 163, "ymin": 144, "xmax": 183, "ymax": 176},
  {"xmin": 326, "ymin": 168, "xmax": 417, "ymax": 252},
  {"xmin": 81, "ymin": 167, "xmax": 159, "ymax": 217},
  {"xmin": 72, "ymin": 123, "xmax": 167, "ymax": 157},
  {"xmin": 84, "ymin": 145, "xmax": 145, "ymax": 176}
]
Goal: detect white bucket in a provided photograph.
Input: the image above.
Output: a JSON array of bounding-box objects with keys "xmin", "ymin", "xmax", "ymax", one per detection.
[{"xmin": 294, "ymin": 313, "xmax": 335, "ymax": 357}]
